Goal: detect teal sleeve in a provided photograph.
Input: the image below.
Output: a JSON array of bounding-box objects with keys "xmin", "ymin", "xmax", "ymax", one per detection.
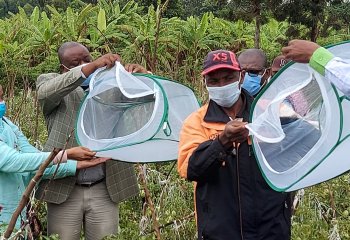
[
  {"xmin": 309, "ymin": 47, "xmax": 334, "ymax": 76},
  {"xmin": 22, "ymin": 160, "xmax": 77, "ymax": 185},
  {"xmin": 0, "ymin": 141, "xmax": 51, "ymax": 173},
  {"xmin": 42, "ymin": 160, "xmax": 77, "ymax": 179}
]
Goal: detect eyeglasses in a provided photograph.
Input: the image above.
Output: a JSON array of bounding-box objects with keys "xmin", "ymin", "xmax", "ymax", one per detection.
[{"xmin": 242, "ymin": 68, "xmax": 267, "ymax": 77}]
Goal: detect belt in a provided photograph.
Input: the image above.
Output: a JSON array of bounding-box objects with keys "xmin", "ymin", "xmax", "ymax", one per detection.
[{"xmin": 75, "ymin": 178, "xmax": 105, "ymax": 187}]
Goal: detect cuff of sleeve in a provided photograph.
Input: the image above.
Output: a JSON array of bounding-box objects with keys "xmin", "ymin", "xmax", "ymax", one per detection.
[
  {"xmin": 212, "ymin": 138, "xmax": 230, "ymax": 160},
  {"xmin": 81, "ymin": 70, "xmax": 87, "ymax": 79},
  {"xmin": 309, "ymin": 47, "xmax": 334, "ymax": 76},
  {"xmin": 70, "ymin": 65, "xmax": 87, "ymax": 81},
  {"xmin": 65, "ymin": 160, "xmax": 78, "ymax": 175}
]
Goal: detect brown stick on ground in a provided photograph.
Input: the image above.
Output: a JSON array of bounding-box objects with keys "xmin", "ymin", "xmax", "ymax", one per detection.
[
  {"xmin": 3, "ymin": 149, "xmax": 59, "ymax": 239},
  {"xmin": 138, "ymin": 164, "xmax": 161, "ymax": 240},
  {"xmin": 146, "ymin": 212, "xmax": 195, "ymax": 235}
]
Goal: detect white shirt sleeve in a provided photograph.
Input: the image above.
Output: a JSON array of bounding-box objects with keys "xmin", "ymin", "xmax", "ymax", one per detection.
[
  {"xmin": 325, "ymin": 57, "xmax": 350, "ymax": 97},
  {"xmin": 81, "ymin": 70, "xmax": 87, "ymax": 79}
]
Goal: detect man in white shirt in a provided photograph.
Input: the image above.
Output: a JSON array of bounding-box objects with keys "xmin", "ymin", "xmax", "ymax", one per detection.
[{"xmin": 282, "ymin": 39, "xmax": 350, "ymax": 97}]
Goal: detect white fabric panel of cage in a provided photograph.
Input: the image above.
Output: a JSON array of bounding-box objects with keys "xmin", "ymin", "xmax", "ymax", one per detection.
[
  {"xmin": 150, "ymin": 77, "xmax": 201, "ymax": 141},
  {"xmin": 288, "ymin": 96, "xmax": 350, "ymax": 191},
  {"xmin": 247, "ymin": 41, "xmax": 350, "ymax": 192},
  {"xmin": 96, "ymin": 140, "xmax": 179, "ymax": 162},
  {"xmin": 76, "ymin": 63, "xmax": 200, "ymax": 163},
  {"xmin": 88, "ymin": 62, "xmax": 155, "ymax": 97}
]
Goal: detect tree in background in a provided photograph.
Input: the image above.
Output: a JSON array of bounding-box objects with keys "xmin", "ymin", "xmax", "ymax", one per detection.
[
  {"xmin": 138, "ymin": 0, "xmax": 184, "ymax": 18},
  {"xmin": 201, "ymin": 0, "xmax": 283, "ymax": 49},
  {"xmin": 271, "ymin": 0, "xmax": 350, "ymax": 42},
  {"xmin": 0, "ymin": 0, "xmax": 97, "ymax": 17},
  {"xmin": 325, "ymin": 0, "xmax": 350, "ymax": 36}
]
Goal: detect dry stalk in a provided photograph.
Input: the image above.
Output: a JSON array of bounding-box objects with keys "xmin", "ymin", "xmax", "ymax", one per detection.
[
  {"xmin": 328, "ymin": 184, "xmax": 337, "ymax": 219},
  {"xmin": 146, "ymin": 212, "xmax": 195, "ymax": 235},
  {"xmin": 138, "ymin": 164, "xmax": 161, "ymax": 240}
]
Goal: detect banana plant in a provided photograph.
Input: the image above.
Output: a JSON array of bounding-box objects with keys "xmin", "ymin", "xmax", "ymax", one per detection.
[
  {"xmin": 86, "ymin": 1, "xmax": 142, "ymax": 53},
  {"xmin": 177, "ymin": 13, "xmax": 227, "ymax": 91},
  {"xmin": 47, "ymin": 4, "xmax": 96, "ymax": 42},
  {"xmin": 22, "ymin": 8, "xmax": 60, "ymax": 60},
  {"xmin": 260, "ymin": 19, "xmax": 289, "ymax": 61},
  {"xmin": 119, "ymin": 4, "xmax": 182, "ymax": 74}
]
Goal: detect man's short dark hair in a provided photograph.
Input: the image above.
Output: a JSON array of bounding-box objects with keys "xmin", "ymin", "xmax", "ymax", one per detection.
[
  {"xmin": 57, "ymin": 42, "xmax": 86, "ymax": 64},
  {"xmin": 238, "ymin": 48, "xmax": 268, "ymax": 68}
]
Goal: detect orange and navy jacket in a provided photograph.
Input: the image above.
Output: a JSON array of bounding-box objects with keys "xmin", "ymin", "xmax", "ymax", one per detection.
[{"xmin": 177, "ymin": 90, "xmax": 291, "ymax": 240}]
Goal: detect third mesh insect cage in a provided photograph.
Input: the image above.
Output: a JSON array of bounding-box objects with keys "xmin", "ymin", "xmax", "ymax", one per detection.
[
  {"xmin": 76, "ymin": 62, "xmax": 200, "ymax": 163},
  {"xmin": 246, "ymin": 41, "xmax": 350, "ymax": 192}
]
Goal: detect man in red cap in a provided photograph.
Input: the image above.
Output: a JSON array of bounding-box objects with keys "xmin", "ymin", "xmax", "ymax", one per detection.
[{"xmin": 178, "ymin": 49, "xmax": 291, "ymax": 240}]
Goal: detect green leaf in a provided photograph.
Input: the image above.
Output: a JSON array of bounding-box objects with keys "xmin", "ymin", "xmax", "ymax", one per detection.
[
  {"xmin": 30, "ymin": 6, "xmax": 39, "ymax": 24},
  {"xmin": 97, "ymin": 8, "xmax": 107, "ymax": 32},
  {"xmin": 66, "ymin": 7, "xmax": 75, "ymax": 36}
]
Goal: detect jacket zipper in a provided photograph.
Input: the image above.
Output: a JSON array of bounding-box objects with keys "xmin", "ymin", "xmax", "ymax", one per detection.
[{"xmin": 235, "ymin": 142, "xmax": 244, "ymax": 240}]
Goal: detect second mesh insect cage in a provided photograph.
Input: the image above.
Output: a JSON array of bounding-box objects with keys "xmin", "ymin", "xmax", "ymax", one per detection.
[{"xmin": 246, "ymin": 41, "xmax": 350, "ymax": 192}]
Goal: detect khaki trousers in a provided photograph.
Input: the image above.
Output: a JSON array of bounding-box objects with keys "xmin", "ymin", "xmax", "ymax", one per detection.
[{"xmin": 47, "ymin": 181, "xmax": 119, "ymax": 240}]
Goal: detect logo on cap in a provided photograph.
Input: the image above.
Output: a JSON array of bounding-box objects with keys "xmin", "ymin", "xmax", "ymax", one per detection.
[{"xmin": 212, "ymin": 52, "xmax": 228, "ymax": 62}]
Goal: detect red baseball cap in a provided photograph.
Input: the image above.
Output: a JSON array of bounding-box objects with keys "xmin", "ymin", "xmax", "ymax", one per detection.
[{"xmin": 201, "ymin": 50, "xmax": 240, "ymax": 76}]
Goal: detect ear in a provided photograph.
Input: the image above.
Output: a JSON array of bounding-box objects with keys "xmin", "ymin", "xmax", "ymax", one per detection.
[
  {"xmin": 265, "ymin": 68, "xmax": 272, "ymax": 78},
  {"xmin": 239, "ymin": 71, "xmax": 245, "ymax": 87},
  {"xmin": 203, "ymin": 75, "xmax": 208, "ymax": 85},
  {"xmin": 261, "ymin": 68, "xmax": 271, "ymax": 86}
]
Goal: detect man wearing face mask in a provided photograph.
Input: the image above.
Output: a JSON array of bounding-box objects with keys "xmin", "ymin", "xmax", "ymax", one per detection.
[
  {"xmin": 35, "ymin": 42, "xmax": 146, "ymax": 240},
  {"xmin": 238, "ymin": 48, "xmax": 271, "ymax": 97},
  {"xmin": 178, "ymin": 50, "xmax": 291, "ymax": 240}
]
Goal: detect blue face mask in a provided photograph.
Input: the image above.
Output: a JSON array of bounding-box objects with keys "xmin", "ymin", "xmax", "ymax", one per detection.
[
  {"xmin": 0, "ymin": 101, "xmax": 6, "ymax": 119},
  {"xmin": 242, "ymin": 73, "xmax": 263, "ymax": 96},
  {"xmin": 81, "ymin": 74, "xmax": 93, "ymax": 91}
]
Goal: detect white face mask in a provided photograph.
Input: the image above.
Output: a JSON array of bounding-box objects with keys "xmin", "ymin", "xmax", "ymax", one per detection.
[{"xmin": 206, "ymin": 81, "xmax": 241, "ymax": 108}]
